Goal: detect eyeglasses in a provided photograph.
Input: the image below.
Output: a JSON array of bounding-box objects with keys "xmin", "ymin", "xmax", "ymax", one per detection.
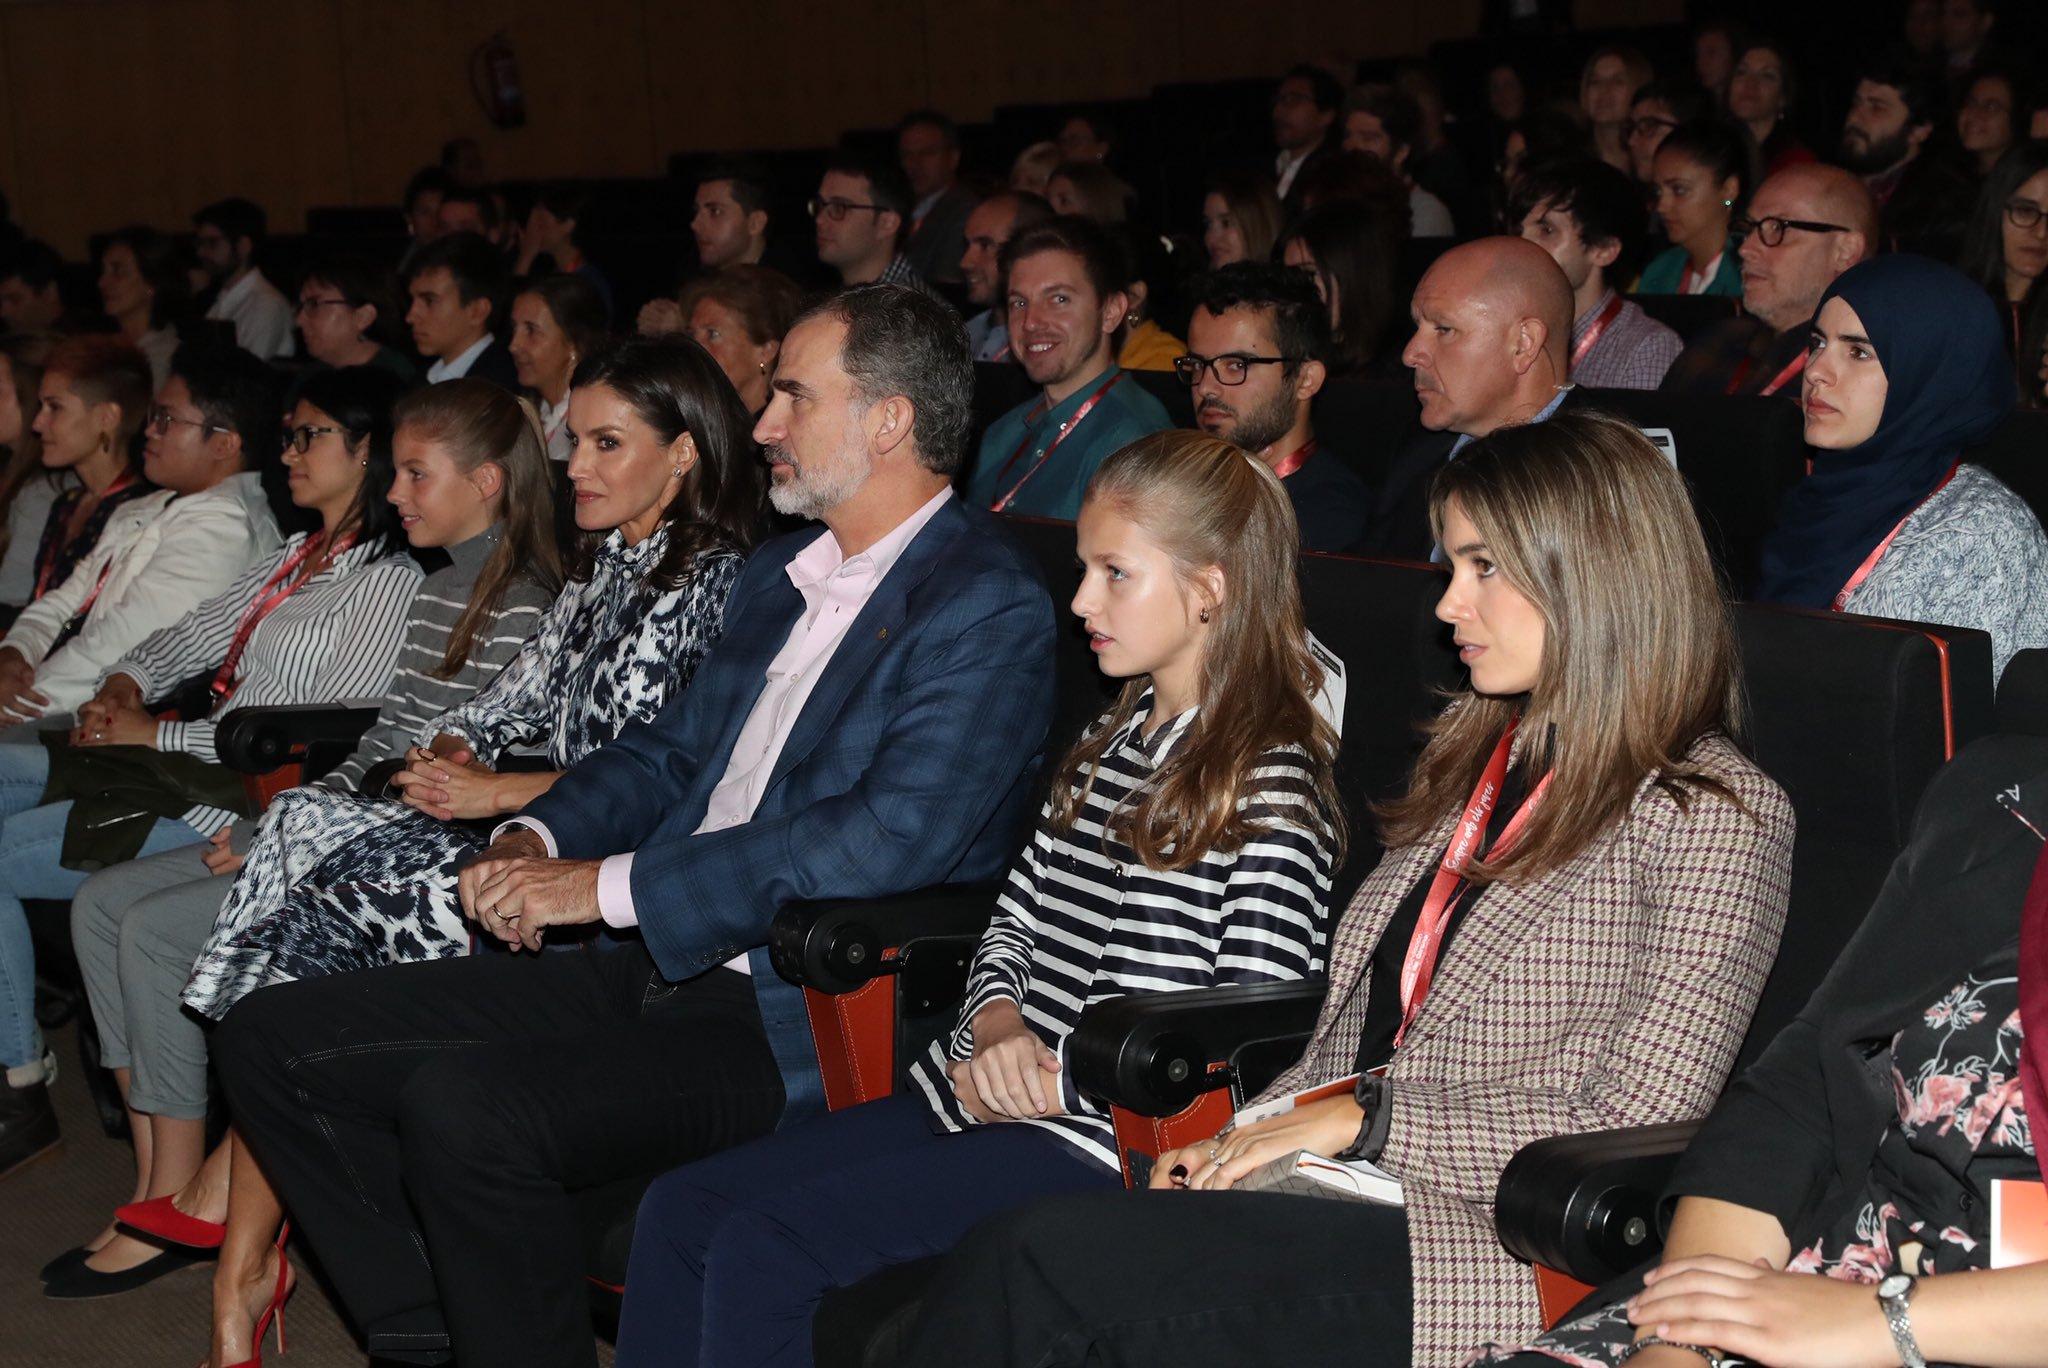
[
  {"xmin": 2005, "ymin": 199, "xmax": 2046, "ymax": 230},
  {"xmin": 281, "ymin": 423, "xmax": 346, "ymax": 455},
  {"xmin": 1732, "ymin": 215, "xmax": 1852, "ymax": 247},
  {"xmin": 1172, "ymin": 353, "xmax": 1294, "ymax": 387},
  {"xmin": 146, "ymin": 406, "xmax": 229, "ymax": 438},
  {"xmin": 808, "ymin": 197, "xmax": 886, "ymax": 222},
  {"xmin": 1627, "ymin": 115, "xmax": 1680, "ymax": 139},
  {"xmin": 294, "ymin": 296, "xmax": 353, "ymax": 316}
]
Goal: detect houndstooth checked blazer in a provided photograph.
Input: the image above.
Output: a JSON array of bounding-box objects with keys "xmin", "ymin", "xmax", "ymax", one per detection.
[{"xmin": 1258, "ymin": 731, "xmax": 1796, "ymax": 1367}]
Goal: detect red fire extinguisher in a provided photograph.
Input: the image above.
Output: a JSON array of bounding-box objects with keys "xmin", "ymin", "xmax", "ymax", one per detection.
[{"xmin": 470, "ymin": 31, "xmax": 527, "ymax": 130}]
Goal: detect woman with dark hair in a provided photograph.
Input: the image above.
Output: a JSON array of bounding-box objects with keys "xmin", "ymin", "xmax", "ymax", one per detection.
[
  {"xmin": 1961, "ymin": 141, "xmax": 2048, "ymax": 354},
  {"xmin": 1639, "ymin": 121, "xmax": 1750, "ymax": 296},
  {"xmin": 894, "ymin": 413, "xmax": 1795, "ymax": 1368},
  {"xmin": 0, "ymin": 367, "xmax": 418, "ymax": 1250},
  {"xmin": 1280, "ymin": 200, "xmax": 1403, "ymax": 378},
  {"xmin": 509, "ymin": 272, "xmax": 611, "ymax": 460},
  {"xmin": 22, "ymin": 335, "xmax": 158, "ymax": 606},
  {"xmin": 1959, "ymin": 64, "xmax": 2031, "ymax": 179},
  {"xmin": 96, "ymin": 226, "xmax": 191, "ymax": 387},
  {"xmin": 1579, "ymin": 46, "xmax": 1653, "ymax": 174},
  {"xmin": 1200, "ymin": 171, "xmax": 1283, "ymax": 270},
  {"xmin": 1727, "ymin": 41, "xmax": 1815, "ymax": 178},
  {"xmin": 182, "ymin": 335, "xmax": 763, "ymax": 1025},
  {"xmin": 291, "ymin": 254, "xmax": 417, "ymax": 384},
  {"xmin": 1045, "ymin": 160, "xmax": 1135, "ymax": 225}
]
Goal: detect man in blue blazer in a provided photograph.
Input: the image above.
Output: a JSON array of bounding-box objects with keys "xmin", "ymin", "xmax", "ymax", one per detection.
[{"xmin": 216, "ymin": 286, "xmax": 1056, "ymax": 1367}]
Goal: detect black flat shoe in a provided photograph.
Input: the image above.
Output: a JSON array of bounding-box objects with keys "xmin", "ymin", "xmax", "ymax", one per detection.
[
  {"xmin": 42, "ymin": 1246, "xmax": 202, "ymax": 1299},
  {"xmin": 37, "ymin": 1245, "xmax": 90, "ymax": 1281}
]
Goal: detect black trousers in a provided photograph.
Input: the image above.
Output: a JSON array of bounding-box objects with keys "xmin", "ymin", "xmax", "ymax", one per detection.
[
  {"xmin": 214, "ymin": 943, "xmax": 785, "ymax": 1368},
  {"xmin": 896, "ymin": 1189, "xmax": 1413, "ymax": 1367}
]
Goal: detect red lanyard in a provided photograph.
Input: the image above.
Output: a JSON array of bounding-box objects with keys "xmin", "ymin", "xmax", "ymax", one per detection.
[
  {"xmin": 1268, "ymin": 438, "xmax": 1318, "ymax": 481},
  {"xmin": 207, "ymin": 533, "xmax": 354, "ymax": 704},
  {"xmin": 989, "ymin": 370, "xmax": 1125, "ymax": 513},
  {"xmin": 36, "ymin": 471, "xmax": 139, "ymax": 598},
  {"xmin": 1727, "ymin": 349, "xmax": 1807, "ymax": 397},
  {"xmin": 1568, "ymin": 294, "xmax": 1626, "ymax": 374},
  {"xmin": 1394, "ymin": 718, "xmax": 1552, "ymax": 1048},
  {"xmin": 1831, "ymin": 462, "xmax": 1959, "ymax": 612}
]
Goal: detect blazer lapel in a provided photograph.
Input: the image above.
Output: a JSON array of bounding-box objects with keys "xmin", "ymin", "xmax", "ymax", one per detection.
[{"xmin": 760, "ymin": 504, "xmax": 963, "ymax": 795}]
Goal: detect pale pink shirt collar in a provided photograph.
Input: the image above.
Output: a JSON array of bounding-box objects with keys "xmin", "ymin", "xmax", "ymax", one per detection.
[{"xmin": 592, "ymin": 485, "xmax": 955, "ymax": 941}]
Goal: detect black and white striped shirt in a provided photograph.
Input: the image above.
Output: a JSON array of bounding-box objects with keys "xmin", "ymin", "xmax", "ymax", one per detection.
[
  {"xmin": 106, "ymin": 533, "xmax": 422, "ymax": 832},
  {"xmin": 323, "ymin": 526, "xmax": 552, "ymax": 791},
  {"xmin": 909, "ymin": 692, "xmax": 1335, "ymax": 1171}
]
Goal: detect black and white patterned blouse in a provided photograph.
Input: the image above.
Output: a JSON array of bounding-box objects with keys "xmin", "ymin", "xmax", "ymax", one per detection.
[
  {"xmin": 908, "ymin": 691, "xmax": 1336, "ymax": 1172},
  {"xmin": 431, "ymin": 526, "xmax": 744, "ymax": 768}
]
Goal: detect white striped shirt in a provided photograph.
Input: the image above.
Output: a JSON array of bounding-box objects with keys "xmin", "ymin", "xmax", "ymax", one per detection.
[
  {"xmin": 106, "ymin": 533, "xmax": 422, "ymax": 833},
  {"xmin": 909, "ymin": 692, "xmax": 1336, "ymax": 1171}
]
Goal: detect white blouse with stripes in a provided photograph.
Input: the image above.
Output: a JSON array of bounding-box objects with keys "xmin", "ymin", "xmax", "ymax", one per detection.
[
  {"xmin": 909, "ymin": 692, "xmax": 1336, "ymax": 1171},
  {"xmin": 105, "ymin": 532, "xmax": 422, "ymax": 832}
]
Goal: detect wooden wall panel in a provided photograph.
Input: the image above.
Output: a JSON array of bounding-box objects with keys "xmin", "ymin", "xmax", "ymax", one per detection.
[
  {"xmin": 335, "ymin": 0, "xmax": 659, "ymax": 209},
  {"xmin": 3, "ymin": 0, "xmax": 351, "ymax": 255},
  {"xmin": 0, "ymin": 0, "xmax": 1685, "ymax": 255}
]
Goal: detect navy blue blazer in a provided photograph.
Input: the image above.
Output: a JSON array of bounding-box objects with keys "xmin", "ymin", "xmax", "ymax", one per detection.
[{"xmin": 519, "ymin": 495, "xmax": 1055, "ymax": 1122}]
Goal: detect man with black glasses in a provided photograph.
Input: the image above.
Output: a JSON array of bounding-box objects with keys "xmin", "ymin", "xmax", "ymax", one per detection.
[
  {"xmin": 811, "ymin": 156, "xmax": 946, "ymax": 302},
  {"xmin": 1182, "ymin": 262, "xmax": 1369, "ymax": 552},
  {"xmin": 1664, "ymin": 164, "xmax": 1876, "ymax": 396}
]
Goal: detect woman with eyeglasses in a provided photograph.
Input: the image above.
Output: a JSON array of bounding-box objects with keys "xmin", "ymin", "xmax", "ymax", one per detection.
[
  {"xmin": 0, "ymin": 366, "xmax": 418, "ymax": 1237},
  {"xmin": 1726, "ymin": 41, "xmax": 1815, "ymax": 179},
  {"xmin": 1958, "ymin": 65, "xmax": 2030, "ymax": 180},
  {"xmin": 290, "ymin": 255, "xmax": 418, "ymax": 387},
  {"xmin": 0, "ymin": 342, "xmax": 283, "ymax": 736},
  {"xmin": 1960, "ymin": 142, "xmax": 2048, "ymax": 356}
]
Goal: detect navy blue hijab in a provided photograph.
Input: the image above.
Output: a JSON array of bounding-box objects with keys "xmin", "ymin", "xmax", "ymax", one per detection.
[{"xmin": 1755, "ymin": 254, "xmax": 2015, "ymax": 609}]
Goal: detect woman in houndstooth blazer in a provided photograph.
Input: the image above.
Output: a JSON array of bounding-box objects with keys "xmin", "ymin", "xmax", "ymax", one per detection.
[{"xmin": 895, "ymin": 412, "xmax": 1798, "ymax": 1368}]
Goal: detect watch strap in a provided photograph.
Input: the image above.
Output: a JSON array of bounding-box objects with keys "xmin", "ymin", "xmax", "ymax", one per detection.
[{"xmin": 1879, "ymin": 1278, "xmax": 1927, "ymax": 1368}]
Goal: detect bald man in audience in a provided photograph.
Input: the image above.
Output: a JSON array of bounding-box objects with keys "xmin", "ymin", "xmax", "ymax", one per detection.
[
  {"xmin": 1662, "ymin": 164, "xmax": 1877, "ymax": 397},
  {"xmin": 1361, "ymin": 236, "xmax": 1578, "ymax": 561}
]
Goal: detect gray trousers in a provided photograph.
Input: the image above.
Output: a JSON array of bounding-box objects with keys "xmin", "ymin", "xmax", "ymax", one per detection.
[{"xmin": 70, "ymin": 840, "xmax": 234, "ymax": 1119}]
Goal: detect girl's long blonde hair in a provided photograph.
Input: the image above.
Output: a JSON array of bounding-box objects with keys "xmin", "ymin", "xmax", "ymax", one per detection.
[
  {"xmin": 1049, "ymin": 430, "xmax": 1344, "ymax": 872},
  {"xmin": 1376, "ymin": 410, "xmax": 1748, "ymax": 885}
]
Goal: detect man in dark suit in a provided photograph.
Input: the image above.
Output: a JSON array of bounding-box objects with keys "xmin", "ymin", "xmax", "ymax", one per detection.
[
  {"xmin": 1361, "ymin": 237, "xmax": 1578, "ymax": 562},
  {"xmin": 899, "ymin": 109, "xmax": 977, "ymax": 287},
  {"xmin": 404, "ymin": 231, "xmax": 519, "ymax": 388},
  {"xmin": 1273, "ymin": 63, "xmax": 1344, "ymax": 207},
  {"xmin": 215, "ymin": 285, "xmax": 1056, "ymax": 1367}
]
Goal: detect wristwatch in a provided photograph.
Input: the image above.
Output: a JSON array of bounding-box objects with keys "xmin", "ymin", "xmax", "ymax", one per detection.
[{"xmin": 1875, "ymin": 1273, "xmax": 1926, "ymax": 1368}]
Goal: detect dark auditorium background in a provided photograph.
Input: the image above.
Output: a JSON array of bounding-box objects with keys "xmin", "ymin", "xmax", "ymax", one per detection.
[{"xmin": 0, "ymin": 0, "xmax": 1696, "ymax": 256}]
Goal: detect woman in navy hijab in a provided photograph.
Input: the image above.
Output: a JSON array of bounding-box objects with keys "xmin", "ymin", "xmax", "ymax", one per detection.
[{"xmin": 1757, "ymin": 253, "xmax": 2048, "ymax": 676}]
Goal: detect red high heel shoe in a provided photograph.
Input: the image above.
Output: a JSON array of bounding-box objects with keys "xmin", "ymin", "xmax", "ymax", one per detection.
[
  {"xmin": 222, "ymin": 1227, "xmax": 294, "ymax": 1368},
  {"xmin": 115, "ymin": 1194, "xmax": 225, "ymax": 1250}
]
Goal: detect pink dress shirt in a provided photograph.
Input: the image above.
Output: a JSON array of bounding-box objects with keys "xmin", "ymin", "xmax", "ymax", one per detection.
[{"xmin": 505, "ymin": 488, "xmax": 955, "ymax": 970}]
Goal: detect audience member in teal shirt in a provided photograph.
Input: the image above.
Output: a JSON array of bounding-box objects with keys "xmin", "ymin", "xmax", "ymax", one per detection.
[
  {"xmin": 962, "ymin": 217, "xmax": 1173, "ymax": 519},
  {"xmin": 1637, "ymin": 121, "xmax": 1750, "ymax": 299}
]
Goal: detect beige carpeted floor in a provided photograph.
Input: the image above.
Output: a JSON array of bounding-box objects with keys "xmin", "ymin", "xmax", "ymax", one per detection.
[{"xmin": 1, "ymin": 1020, "xmax": 614, "ymax": 1367}]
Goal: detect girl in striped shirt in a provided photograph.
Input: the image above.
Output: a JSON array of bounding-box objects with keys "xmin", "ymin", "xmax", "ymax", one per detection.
[{"xmin": 614, "ymin": 429, "xmax": 1343, "ymax": 1368}]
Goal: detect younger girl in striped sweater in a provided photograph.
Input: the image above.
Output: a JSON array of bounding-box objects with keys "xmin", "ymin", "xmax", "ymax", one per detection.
[{"xmin": 613, "ymin": 428, "xmax": 1345, "ymax": 1368}]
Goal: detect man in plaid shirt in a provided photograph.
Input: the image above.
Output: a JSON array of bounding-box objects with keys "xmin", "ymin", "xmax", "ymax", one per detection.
[{"xmin": 1512, "ymin": 158, "xmax": 1683, "ymax": 391}]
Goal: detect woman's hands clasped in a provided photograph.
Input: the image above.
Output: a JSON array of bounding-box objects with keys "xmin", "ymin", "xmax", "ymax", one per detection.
[
  {"xmin": 391, "ymin": 741, "xmax": 502, "ymax": 822},
  {"xmin": 1147, "ymin": 1092, "xmax": 1366, "ymax": 1192},
  {"xmin": 72, "ymin": 674, "xmax": 156, "ymax": 748}
]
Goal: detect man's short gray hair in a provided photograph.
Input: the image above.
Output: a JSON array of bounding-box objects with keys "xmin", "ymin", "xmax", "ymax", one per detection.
[{"xmin": 794, "ymin": 284, "xmax": 974, "ymax": 476}]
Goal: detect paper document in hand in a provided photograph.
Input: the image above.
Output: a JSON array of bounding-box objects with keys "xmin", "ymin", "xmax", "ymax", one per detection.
[{"xmin": 1235, "ymin": 1148, "xmax": 1405, "ymax": 1206}]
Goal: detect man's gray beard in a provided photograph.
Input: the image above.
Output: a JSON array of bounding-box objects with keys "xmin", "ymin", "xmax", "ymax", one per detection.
[{"xmin": 767, "ymin": 448, "xmax": 874, "ymax": 520}]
